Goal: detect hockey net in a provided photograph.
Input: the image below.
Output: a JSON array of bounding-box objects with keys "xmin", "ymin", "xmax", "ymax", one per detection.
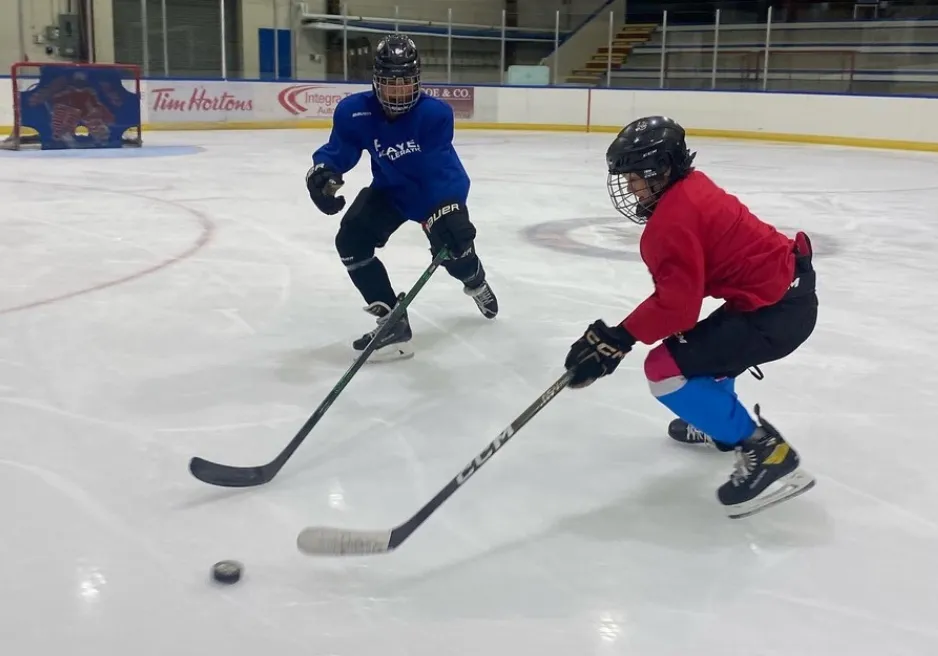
[{"xmin": 2, "ymin": 62, "xmax": 143, "ymax": 150}]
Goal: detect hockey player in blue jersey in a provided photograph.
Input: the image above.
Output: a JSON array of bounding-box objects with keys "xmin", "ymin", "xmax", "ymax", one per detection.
[{"xmin": 305, "ymin": 33, "xmax": 498, "ymax": 361}]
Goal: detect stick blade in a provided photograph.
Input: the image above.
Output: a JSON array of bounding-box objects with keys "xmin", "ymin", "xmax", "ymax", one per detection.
[
  {"xmin": 296, "ymin": 527, "xmax": 394, "ymax": 556},
  {"xmin": 188, "ymin": 457, "xmax": 271, "ymax": 488}
]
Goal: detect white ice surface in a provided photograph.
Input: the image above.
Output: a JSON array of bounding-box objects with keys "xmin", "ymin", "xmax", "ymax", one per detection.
[{"xmin": 2, "ymin": 130, "xmax": 938, "ymax": 656}]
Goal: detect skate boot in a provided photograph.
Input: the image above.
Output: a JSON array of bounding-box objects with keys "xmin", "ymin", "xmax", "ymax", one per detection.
[
  {"xmin": 462, "ymin": 266, "xmax": 498, "ymax": 319},
  {"xmin": 717, "ymin": 405, "xmax": 815, "ymax": 519},
  {"xmin": 465, "ymin": 280, "xmax": 498, "ymax": 319},
  {"xmin": 352, "ymin": 293, "xmax": 413, "ymax": 362},
  {"xmin": 668, "ymin": 418, "xmax": 719, "ymax": 447}
]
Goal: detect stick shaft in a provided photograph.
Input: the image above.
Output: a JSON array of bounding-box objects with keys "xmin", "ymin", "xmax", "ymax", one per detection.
[
  {"xmin": 189, "ymin": 249, "xmax": 450, "ymax": 487},
  {"xmin": 297, "ymin": 371, "xmax": 574, "ymax": 555}
]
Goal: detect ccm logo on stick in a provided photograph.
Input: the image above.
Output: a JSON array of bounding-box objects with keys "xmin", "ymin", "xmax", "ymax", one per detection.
[{"xmin": 456, "ymin": 428, "xmax": 513, "ymax": 485}]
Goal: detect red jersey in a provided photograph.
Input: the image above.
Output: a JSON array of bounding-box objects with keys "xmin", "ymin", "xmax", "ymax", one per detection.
[{"xmin": 622, "ymin": 170, "xmax": 795, "ymax": 345}]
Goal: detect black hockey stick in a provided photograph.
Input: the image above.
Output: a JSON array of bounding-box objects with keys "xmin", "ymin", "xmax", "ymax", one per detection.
[
  {"xmin": 188, "ymin": 249, "xmax": 450, "ymax": 488},
  {"xmin": 295, "ymin": 370, "xmax": 574, "ymax": 556}
]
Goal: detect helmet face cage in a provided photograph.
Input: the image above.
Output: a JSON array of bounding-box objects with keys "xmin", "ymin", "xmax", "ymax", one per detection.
[
  {"xmin": 373, "ymin": 34, "xmax": 421, "ymax": 115},
  {"xmin": 606, "ymin": 155, "xmax": 671, "ymax": 226},
  {"xmin": 374, "ymin": 74, "xmax": 420, "ymax": 115}
]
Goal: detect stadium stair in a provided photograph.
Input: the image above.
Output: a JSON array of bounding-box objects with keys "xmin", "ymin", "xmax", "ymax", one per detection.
[{"xmin": 566, "ymin": 23, "xmax": 658, "ymax": 84}]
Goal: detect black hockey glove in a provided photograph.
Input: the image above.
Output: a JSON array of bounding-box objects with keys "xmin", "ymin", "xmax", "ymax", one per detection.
[
  {"xmin": 564, "ymin": 320, "xmax": 635, "ymax": 389},
  {"xmin": 306, "ymin": 163, "xmax": 346, "ymax": 215},
  {"xmin": 423, "ymin": 202, "xmax": 476, "ymax": 258}
]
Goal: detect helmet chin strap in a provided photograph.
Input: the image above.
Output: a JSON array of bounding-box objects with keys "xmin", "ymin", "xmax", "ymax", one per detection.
[
  {"xmin": 635, "ymin": 197, "xmax": 656, "ymax": 219},
  {"xmin": 634, "ymin": 171, "xmax": 670, "ymax": 215}
]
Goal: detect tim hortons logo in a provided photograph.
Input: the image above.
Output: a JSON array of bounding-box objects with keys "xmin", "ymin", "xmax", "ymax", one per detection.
[
  {"xmin": 150, "ymin": 87, "xmax": 253, "ymax": 112},
  {"xmin": 278, "ymin": 84, "xmax": 350, "ymax": 115}
]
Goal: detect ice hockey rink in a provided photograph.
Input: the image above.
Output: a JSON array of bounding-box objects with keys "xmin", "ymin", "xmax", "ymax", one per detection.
[{"xmin": 2, "ymin": 129, "xmax": 938, "ymax": 656}]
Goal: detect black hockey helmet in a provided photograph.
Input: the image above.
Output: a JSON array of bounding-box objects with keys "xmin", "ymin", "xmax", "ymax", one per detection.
[
  {"xmin": 606, "ymin": 116, "xmax": 696, "ymax": 224},
  {"xmin": 373, "ymin": 33, "xmax": 421, "ymax": 115}
]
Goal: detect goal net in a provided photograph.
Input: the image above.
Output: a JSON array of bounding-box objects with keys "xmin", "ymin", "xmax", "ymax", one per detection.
[{"xmin": 2, "ymin": 62, "xmax": 143, "ymax": 151}]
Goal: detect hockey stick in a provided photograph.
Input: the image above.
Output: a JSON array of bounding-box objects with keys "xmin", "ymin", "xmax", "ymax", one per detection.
[
  {"xmin": 295, "ymin": 370, "xmax": 574, "ymax": 556},
  {"xmin": 188, "ymin": 249, "xmax": 451, "ymax": 488}
]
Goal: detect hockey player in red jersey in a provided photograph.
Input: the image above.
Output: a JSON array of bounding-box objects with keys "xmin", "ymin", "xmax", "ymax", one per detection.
[{"xmin": 563, "ymin": 116, "xmax": 818, "ymax": 518}]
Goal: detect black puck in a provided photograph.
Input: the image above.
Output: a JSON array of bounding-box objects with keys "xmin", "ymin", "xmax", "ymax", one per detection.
[{"xmin": 211, "ymin": 560, "xmax": 243, "ymax": 584}]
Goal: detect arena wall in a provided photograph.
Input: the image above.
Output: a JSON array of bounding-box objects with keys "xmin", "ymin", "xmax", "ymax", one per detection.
[{"xmin": 1, "ymin": 77, "xmax": 937, "ymax": 152}]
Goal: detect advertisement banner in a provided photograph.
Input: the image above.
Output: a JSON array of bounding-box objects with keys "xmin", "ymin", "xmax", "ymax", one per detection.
[
  {"xmin": 422, "ymin": 85, "xmax": 475, "ymax": 119},
  {"xmin": 143, "ymin": 80, "xmax": 475, "ymax": 125},
  {"xmin": 146, "ymin": 81, "xmax": 371, "ymax": 124},
  {"xmin": 275, "ymin": 83, "xmax": 475, "ymax": 119},
  {"xmin": 147, "ymin": 81, "xmax": 258, "ymax": 123},
  {"xmin": 274, "ymin": 83, "xmax": 367, "ymax": 118}
]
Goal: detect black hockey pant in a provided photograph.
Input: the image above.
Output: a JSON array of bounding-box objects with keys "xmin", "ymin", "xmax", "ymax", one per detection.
[
  {"xmin": 333, "ymin": 187, "xmax": 482, "ymax": 306},
  {"xmin": 663, "ymin": 232, "xmax": 818, "ymax": 381}
]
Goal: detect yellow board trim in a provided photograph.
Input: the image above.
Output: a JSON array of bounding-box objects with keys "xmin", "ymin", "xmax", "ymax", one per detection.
[
  {"xmin": 459, "ymin": 122, "xmax": 938, "ymax": 152},
  {"xmin": 458, "ymin": 122, "xmax": 589, "ymax": 133},
  {"xmin": 140, "ymin": 120, "xmax": 938, "ymax": 152},
  {"xmin": 684, "ymin": 127, "xmax": 938, "ymax": 153},
  {"xmin": 3, "ymin": 120, "xmax": 937, "ymax": 153}
]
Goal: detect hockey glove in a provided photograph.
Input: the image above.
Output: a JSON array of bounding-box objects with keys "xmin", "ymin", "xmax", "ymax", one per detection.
[
  {"xmin": 564, "ymin": 320, "xmax": 635, "ymax": 389},
  {"xmin": 423, "ymin": 202, "xmax": 476, "ymax": 258},
  {"xmin": 306, "ymin": 163, "xmax": 346, "ymax": 215}
]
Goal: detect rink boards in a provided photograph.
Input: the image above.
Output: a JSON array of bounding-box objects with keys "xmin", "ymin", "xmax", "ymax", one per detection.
[{"xmin": 1, "ymin": 77, "xmax": 937, "ymax": 152}]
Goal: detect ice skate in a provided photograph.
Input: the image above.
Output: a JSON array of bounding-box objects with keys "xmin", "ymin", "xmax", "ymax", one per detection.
[
  {"xmin": 668, "ymin": 418, "xmax": 719, "ymax": 447},
  {"xmin": 668, "ymin": 418, "xmax": 734, "ymax": 452},
  {"xmin": 464, "ymin": 280, "xmax": 498, "ymax": 318},
  {"xmin": 353, "ymin": 293, "xmax": 413, "ymax": 362},
  {"xmin": 462, "ymin": 266, "xmax": 498, "ymax": 319},
  {"xmin": 717, "ymin": 405, "xmax": 815, "ymax": 519}
]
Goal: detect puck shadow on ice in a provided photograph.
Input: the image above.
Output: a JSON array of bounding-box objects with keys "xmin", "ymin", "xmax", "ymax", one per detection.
[{"xmin": 521, "ymin": 216, "xmax": 840, "ymax": 262}]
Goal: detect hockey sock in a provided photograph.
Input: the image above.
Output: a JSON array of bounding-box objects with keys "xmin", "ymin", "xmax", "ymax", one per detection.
[
  {"xmin": 346, "ymin": 257, "xmax": 397, "ymax": 308},
  {"xmin": 655, "ymin": 377, "xmax": 755, "ymax": 445}
]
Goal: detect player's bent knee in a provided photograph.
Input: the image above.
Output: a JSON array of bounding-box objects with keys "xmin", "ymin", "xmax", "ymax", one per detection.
[
  {"xmin": 644, "ymin": 344, "xmax": 686, "ymax": 397},
  {"xmin": 335, "ymin": 226, "xmax": 376, "ymax": 269},
  {"xmin": 644, "ymin": 344, "xmax": 682, "ymax": 381}
]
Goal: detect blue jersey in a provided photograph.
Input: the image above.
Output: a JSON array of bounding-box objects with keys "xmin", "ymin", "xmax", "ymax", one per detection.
[{"xmin": 312, "ymin": 90, "xmax": 470, "ymax": 222}]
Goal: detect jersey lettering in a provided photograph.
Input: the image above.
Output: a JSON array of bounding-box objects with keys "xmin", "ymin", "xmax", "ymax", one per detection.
[{"xmin": 374, "ymin": 138, "xmax": 421, "ymax": 161}]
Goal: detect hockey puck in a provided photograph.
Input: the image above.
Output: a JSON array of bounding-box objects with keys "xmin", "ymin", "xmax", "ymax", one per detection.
[{"xmin": 211, "ymin": 560, "xmax": 243, "ymax": 584}]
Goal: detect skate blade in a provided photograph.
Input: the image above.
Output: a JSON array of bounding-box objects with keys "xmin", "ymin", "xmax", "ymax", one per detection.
[
  {"xmin": 360, "ymin": 342, "xmax": 414, "ymax": 364},
  {"xmin": 725, "ymin": 469, "xmax": 816, "ymax": 519}
]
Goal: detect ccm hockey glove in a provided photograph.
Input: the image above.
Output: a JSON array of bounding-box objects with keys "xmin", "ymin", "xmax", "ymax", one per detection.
[{"xmin": 564, "ymin": 320, "xmax": 635, "ymax": 389}]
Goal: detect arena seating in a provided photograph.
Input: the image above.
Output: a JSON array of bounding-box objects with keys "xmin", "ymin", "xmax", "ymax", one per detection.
[{"xmin": 605, "ymin": 19, "xmax": 938, "ymax": 96}]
